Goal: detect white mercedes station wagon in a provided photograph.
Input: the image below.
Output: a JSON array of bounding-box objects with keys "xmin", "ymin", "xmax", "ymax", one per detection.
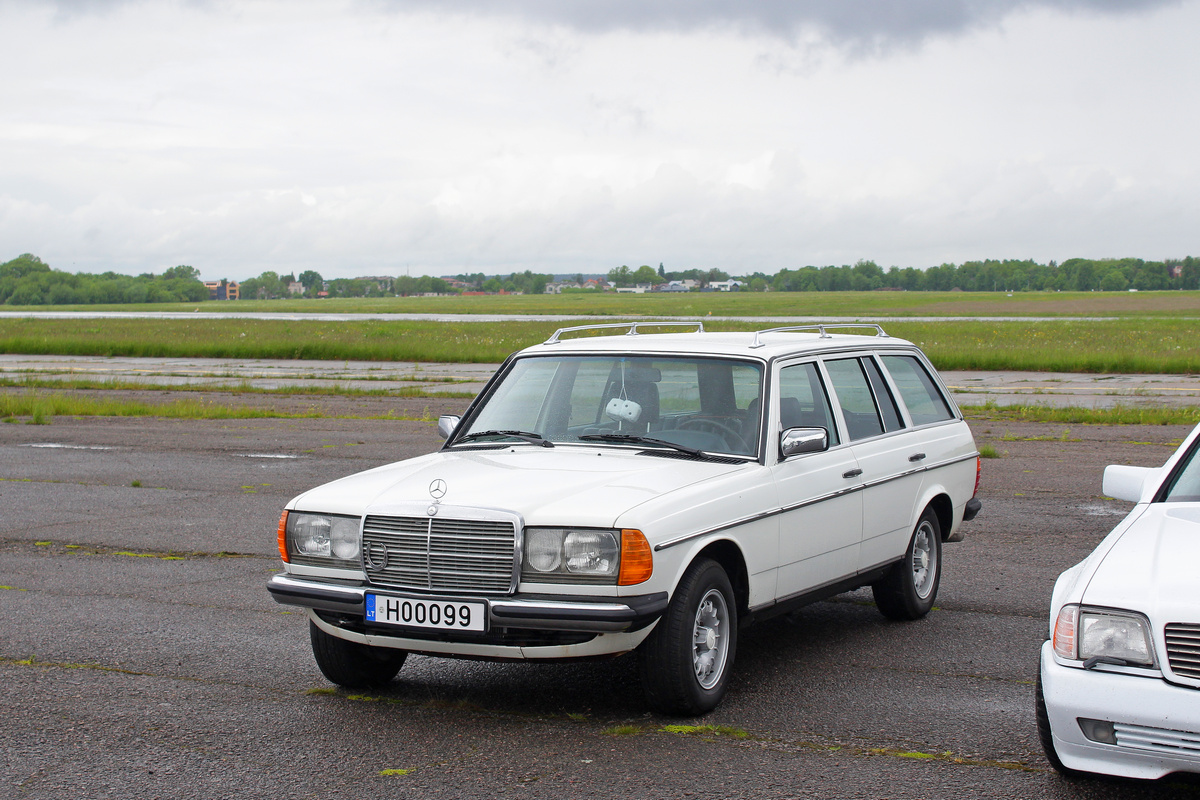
[
  {"xmin": 1038, "ymin": 421, "xmax": 1200, "ymax": 780},
  {"xmin": 268, "ymin": 323, "xmax": 982, "ymax": 714}
]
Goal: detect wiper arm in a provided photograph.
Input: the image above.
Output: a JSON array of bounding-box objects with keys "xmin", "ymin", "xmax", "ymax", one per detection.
[
  {"xmin": 578, "ymin": 433, "xmax": 704, "ymax": 457},
  {"xmin": 457, "ymin": 430, "xmax": 554, "ymax": 447},
  {"xmin": 1082, "ymin": 656, "xmax": 1130, "ymax": 670}
]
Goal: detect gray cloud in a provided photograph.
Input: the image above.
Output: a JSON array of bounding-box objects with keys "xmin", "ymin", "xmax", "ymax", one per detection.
[{"xmin": 376, "ymin": 0, "xmax": 1180, "ymax": 48}]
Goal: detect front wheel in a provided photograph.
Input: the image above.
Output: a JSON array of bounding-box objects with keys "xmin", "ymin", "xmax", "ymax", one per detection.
[
  {"xmin": 310, "ymin": 621, "xmax": 407, "ymax": 688},
  {"xmin": 872, "ymin": 507, "xmax": 942, "ymax": 620},
  {"xmin": 639, "ymin": 558, "xmax": 738, "ymax": 716},
  {"xmin": 1036, "ymin": 671, "xmax": 1081, "ymax": 777}
]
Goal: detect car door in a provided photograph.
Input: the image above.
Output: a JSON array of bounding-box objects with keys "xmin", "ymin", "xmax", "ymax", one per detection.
[
  {"xmin": 878, "ymin": 352, "xmax": 977, "ymax": 539},
  {"xmin": 770, "ymin": 360, "xmax": 864, "ymax": 600},
  {"xmin": 822, "ymin": 354, "xmax": 924, "ymax": 573}
]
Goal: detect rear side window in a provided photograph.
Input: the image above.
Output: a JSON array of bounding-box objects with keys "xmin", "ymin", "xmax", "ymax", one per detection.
[
  {"xmin": 862, "ymin": 357, "xmax": 904, "ymax": 433},
  {"xmin": 881, "ymin": 355, "xmax": 955, "ymax": 425},
  {"xmin": 824, "ymin": 358, "xmax": 884, "ymax": 441}
]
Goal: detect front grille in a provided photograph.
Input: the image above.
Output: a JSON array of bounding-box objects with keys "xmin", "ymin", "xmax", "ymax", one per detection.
[
  {"xmin": 1165, "ymin": 623, "xmax": 1200, "ymax": 681},
  {"xmin": 363, "ymin": 513, "xmax": 517, "ymax": 594}
]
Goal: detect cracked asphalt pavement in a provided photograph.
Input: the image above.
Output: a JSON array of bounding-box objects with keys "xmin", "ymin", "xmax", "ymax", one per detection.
[{"xmin": 2, "ymin": 399, "xmax": 1199, "ymax": 798}]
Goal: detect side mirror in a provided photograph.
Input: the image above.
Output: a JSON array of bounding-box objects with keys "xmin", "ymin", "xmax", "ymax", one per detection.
[
  {"xmin": 1102, "ymin": 464, "xmax": 1159, "ymax": 503},
  {"xmin": 780, "ymin": 427, "xmax": 829, "ymax": 458},
  {"xmin": 437, "ymin": 415, "xmax": 462, "ymax": 440}
]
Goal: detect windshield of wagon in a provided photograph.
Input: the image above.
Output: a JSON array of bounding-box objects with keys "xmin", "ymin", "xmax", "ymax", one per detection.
[{"xmin": 455, "ymin": 355, "xmax": 764, "ymax": 457}]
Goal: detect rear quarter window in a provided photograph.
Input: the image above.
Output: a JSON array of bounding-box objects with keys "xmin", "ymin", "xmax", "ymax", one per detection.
[{"xmin": 880, "ymin": 354, "xmax": 955, "ymax": 425}]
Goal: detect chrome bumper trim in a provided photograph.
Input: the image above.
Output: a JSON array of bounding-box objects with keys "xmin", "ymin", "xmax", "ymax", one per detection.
[
  {"xmin": 268, "ymin": 574, "xmax": 365, "ymax": 614},
  {"xmin": 268, "ymin": 574, "xmax": 667, "ymax": 633}
]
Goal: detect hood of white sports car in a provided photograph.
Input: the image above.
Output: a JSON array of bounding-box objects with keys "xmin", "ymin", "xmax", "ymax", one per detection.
[{"xmin": 1082, "ymin": 503, "xmax": 1200, "ymax": 624}]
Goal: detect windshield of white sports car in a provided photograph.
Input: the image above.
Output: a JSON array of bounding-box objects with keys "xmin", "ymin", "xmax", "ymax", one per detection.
[
  {"xmin": 1162, "ymin": 438, "xmax": 1200, "ymax": 502},
  {"xmin": 453, "ymin": 355, "xmax": 764, "ymax": 457}
]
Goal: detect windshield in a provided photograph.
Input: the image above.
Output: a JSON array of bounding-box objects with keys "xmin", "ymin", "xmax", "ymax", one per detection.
[
  {"xmin": 457, "ymin": 355, "xmax": 764, "ymax": 457},
  {"xmin": 1162, "ymin": 438, "xmax": 1200, "ymax": 502}
]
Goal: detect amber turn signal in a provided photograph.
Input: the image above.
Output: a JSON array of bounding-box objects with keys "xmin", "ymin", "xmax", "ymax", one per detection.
[
  {"xmin": 276, "ymin": 510, "xmax": 290, "ymax": 562},
  {"xmin": 618, "ymin": 529, "xmax": 653, "ymax": 585}
]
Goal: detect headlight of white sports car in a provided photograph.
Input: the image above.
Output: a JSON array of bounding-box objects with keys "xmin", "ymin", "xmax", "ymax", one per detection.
[{"xmin": 1052, "ymin": 604, "xmax": 1155, "ymax": 667}]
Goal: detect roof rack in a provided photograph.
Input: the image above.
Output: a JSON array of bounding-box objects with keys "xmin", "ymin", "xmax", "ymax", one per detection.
[
  {"xmin": 544, "ymin": 321, "xmax": 705, "ymax": 345},
  {"xmin": 749, "ymin": 323, "xmax": 889, "ymax": 349}
]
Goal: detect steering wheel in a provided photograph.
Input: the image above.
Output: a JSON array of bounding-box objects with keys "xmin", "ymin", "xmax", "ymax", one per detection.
[{"xmin": 677, "ymin": 417, "xmax": 750, "ymax": 452}]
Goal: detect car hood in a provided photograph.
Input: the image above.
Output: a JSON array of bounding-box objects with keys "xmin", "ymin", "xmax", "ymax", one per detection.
[
  {"xmin": 1082, "ymin": 503, "xmax": 1200, "ymax": 624},
  {"xmin": 289, "ymin": 445, "xmax": 752, "ymax": 530}
]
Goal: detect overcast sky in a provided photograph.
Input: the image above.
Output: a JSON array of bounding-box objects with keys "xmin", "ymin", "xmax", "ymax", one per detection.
[{"xmin": 1, "ymin": 0, "xmax": 1196, "ymax": 281}]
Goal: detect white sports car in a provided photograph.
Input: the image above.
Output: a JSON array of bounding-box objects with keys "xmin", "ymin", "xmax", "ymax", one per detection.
[{"xmin": 1038, "ymin": 421, "xmax": 1200, "ymax": 779}]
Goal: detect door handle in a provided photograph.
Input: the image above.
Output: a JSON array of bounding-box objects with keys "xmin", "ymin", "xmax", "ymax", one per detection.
[
  {"xmin": 842, "ymin": 468, "xmax": 863, "ymax": 478},
  {"xmin": 909, "ymin": 452, "xmax": 927, "ymax": 462}
]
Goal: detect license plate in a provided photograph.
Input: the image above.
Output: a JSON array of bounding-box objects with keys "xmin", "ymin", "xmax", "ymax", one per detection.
[{"xmin": 365, "ymin": 593, "xmax": 487, "ymax": 632}]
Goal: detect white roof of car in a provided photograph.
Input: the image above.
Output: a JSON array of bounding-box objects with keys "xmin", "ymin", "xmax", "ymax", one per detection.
[{"xmin": 519, "ymin": 322, "xmax": 918, "ymax": 360}]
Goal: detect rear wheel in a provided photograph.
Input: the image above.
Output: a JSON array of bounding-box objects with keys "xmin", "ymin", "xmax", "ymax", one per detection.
[
  {"xmin": 309, "ymin": 621, "xmax": 407, "ymax": 688},
  {"xmin": 639, "ymin": 558, "xmax": 738, "ymax": 716},
  {"xmin": 873, "ymin": 507, "xmax": 941, "ymax": 620}
]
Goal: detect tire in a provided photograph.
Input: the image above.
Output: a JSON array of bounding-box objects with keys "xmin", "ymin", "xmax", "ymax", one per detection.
[
  {"xmin": 309, "ymin": 621, "xmax": 407, "ymax": 688},
  {"xmin": 639, "ymin": 558, "xmax": 738, "ymax": 716},
  {"xmin": 1036, "ymin": 671, "xmax": 1081, "ymax": 777},
  {"xmin": 872, "ymin": 507, "xmax": 942, "ymax": 621}
]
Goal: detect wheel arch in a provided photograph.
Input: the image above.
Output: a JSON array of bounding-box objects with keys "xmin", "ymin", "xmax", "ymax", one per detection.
[
  {"xmin": 692, "ymin": 539, "xmax": 750, "ymax": 618},
  {"xmin": 924, "ymin": 491, "xmax": 954, "ymax": 541}
]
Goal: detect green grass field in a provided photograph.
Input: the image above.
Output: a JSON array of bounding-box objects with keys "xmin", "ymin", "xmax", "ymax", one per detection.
[
  {"xmin": 3, "ymin": 391, "xmax": 1197, "ymax": 426},
  {"xmin": 7, "ymin": 288, "xmax": 1200, "ymax": 318},
  {"xmin": 1, "ymin": 314, "xmax": 1197, "ymax": 373}
]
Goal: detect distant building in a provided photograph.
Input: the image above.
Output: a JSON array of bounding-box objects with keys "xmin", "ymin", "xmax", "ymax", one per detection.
[
  {"xmin": 287, "ymin": 281, "xmax": 304, "ymax": 295},
  {"xmin": 708, "ymin": 280, "xmax": 743, "ymax": 292},
  {"xmin": 204, "ymin": 280, "xmax": 239, "ymax": 300}
]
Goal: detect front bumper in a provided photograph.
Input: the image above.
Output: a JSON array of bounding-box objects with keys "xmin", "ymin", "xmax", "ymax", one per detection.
[
  {"xmin": 267, "ymin": 573, "xmax": 668, "ymax": 634},
  {"xmin": 1039, "ymin": 641, "xmax": 1200, "ymax": 779}
]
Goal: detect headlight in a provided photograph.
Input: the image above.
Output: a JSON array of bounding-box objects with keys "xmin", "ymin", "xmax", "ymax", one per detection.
[
  {"xmin": 1052, "ymin": 604, "xmax": 1155, "ymax": 667},
  {"xmin": 285, "ymin": 511, "xmax": 361, "ymax": 568},
  {"xmin": 523, "ymin": 528, "xmax": 619, "ymax": 584},
  {"xmin": 521, "ymin": 528, "xmax": 654, "ymax": 586}
]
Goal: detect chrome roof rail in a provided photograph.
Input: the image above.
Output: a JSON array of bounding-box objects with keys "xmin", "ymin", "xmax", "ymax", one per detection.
[
  {"xmin": 544, "ymin": 320, "xmax": 706, "ymax": 344},
  {"xmin": 749, "ymin": 323, "xmax": 889, "ymax": 349}
]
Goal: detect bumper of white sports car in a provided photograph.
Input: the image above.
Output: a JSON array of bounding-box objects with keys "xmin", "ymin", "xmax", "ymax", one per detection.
[{"xmin": 1039, "ymin": 641, "xmax": 1200, "ymax": 780}]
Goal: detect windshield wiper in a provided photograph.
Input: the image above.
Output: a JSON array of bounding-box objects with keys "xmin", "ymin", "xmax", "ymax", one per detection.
[
  {"xmin": 456, "ymin": 430, "xmax": 554, "ymax": 447},
  {"xmin": 578, "ymin": 433, "xmax": 706, "ymax": 457}
]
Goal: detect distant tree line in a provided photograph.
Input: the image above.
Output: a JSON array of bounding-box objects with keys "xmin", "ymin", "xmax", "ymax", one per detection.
[
  {"xmin": 239, "ymin": 269, "xmax": 459, "ymax": 298},
  {"xmin": 452, "ymin": 271, "xmax": 553, "ymax": 294},
  {"xmin": 4, "ymin": 253, "xmax": 1198, "ymax": 305},
  {"xmin": 616, "ymin": 257, "xmax": 1200, "ymax": 292},
  {"xmin": 762, "ymin": 257, "xmax": 1200, "ymax": 293},
  {"xmin": 609, "ymin": 264, "xmax": 731, "ymax": 288},
  {"xmin": 1, "ymin": 254, "xmax": 208, "ymax": 305}
]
